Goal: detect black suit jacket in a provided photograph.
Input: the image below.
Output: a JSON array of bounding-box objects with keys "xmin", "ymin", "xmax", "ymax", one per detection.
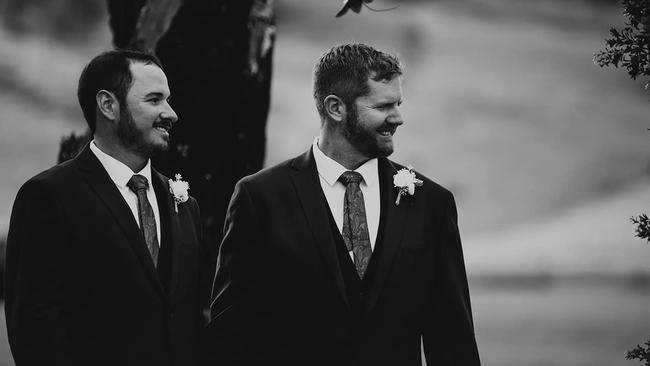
[
  {"xmin": 5, "ymin": 145, "xmax": 205, "ymax": 366},
  {"xmin": 207, "ymin": 149, "xmax": 480, "ymax": 365}
]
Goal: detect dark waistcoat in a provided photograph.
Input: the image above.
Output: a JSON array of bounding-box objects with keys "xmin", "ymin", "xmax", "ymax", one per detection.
[{"xmin": 323, "ymin": 193, "xmax": 386, "ymax": 315}]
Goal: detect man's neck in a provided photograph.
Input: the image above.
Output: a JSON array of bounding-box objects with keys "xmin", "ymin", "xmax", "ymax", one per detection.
[
  {"xmin": 317, "ymin": 132, "xmax": 369, "ymax": 171},
  {"xmin": 93, "ymin": 137, "xmax": 148, "ymax": 173}
]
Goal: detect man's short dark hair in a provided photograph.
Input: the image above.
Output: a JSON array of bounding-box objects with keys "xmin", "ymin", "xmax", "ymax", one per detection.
[
  {"xmin": 77, "ymin": 49, "xmax": 163, "ymax": 132},
  {"xmin": 313, "ymin": 43, "xmax": 402, "ymax": 119}
]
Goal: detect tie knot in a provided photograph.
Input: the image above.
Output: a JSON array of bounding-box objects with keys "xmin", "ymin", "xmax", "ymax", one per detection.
[
  {"xmin": 339, "ymin": 171, "xmax": 363, "ymax": 186},
  {"xmin": 127, "ymin": 174, "xmax": 149, "ymax": 192}
]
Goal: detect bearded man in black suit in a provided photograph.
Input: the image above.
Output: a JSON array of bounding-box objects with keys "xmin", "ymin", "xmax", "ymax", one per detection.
[
  {"xmin": 5, "ymin": 50, "xmax": 206, "ymax": 366},
  {"xmin": 207, "ymin": 43, "xmax": 480, "ymax": 365}
]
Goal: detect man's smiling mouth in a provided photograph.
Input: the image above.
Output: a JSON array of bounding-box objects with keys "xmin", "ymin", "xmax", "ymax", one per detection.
[
  {"xmin": 153, "ymin": 120, "xmax": 172, "ymax": 134},
  {"xmin": 377, "ymin": 127, "xmax": 396, "ymax": 137}
]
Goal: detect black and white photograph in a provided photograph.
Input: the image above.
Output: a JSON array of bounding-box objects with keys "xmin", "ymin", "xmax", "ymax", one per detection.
[{"xmin": 0, "ymin": 0, "xmax": 649, "ymax": 365}]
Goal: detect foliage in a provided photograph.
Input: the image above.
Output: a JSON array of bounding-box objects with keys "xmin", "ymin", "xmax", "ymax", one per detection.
[
  {"xmin": 599, "ymin": 3, "xmax": 650, "ymax": 359},
  {"xmin": 593, "ymin": 0, "xmax": 650, "ymax": 90},
  {"xmin": 336, "ymin": 0, "xmax": 398, "ymax": 17},
  {"xmin": 631, "ymin": 214, "xmax": 650, "ymax": 243},
  {"xmin": 58, "ymin": 131, "xmax": 91, "ymax": 164},
  {"xmin": 629, "ymin": 214, "xmax": 650, "ymax": 364},
  {"xmin": 626, "ymin": 338, "xmax": 650, "ymax": 365}
]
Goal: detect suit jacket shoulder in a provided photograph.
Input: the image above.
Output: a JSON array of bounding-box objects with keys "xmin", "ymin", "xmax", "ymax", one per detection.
[
  {"xmin": 16, "ymin": 157, "xmax": 80, "ymax": 198},
  {"xmin": 232, "ymin": 151, "xmax": 310, "ymax": 205},
  {"xmin": 237, "ymin": 155, "xmax": 295, "ymax": 187}
]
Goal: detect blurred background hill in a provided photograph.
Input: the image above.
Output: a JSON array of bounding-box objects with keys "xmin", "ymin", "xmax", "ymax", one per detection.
[{"xmin": 0, "ymin": 0, "xmax": 649, "ymax": 365}]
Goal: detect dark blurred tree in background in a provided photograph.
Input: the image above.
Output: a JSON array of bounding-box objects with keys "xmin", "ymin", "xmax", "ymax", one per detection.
[{"xmin": 107, "ymin": 0, "xmax": 276, "ymax": 305}]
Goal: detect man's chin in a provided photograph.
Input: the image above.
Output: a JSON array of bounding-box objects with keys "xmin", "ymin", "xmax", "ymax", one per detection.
[
  {"xmin": 150, "ymin": 141, "xmax": 171, "ymax": 155},
  {"xmin": 374, "ymin": 141, "xmax": 394, "ymax": 158},
  {"xmin": 360, "ymin": 146, "xmax": 393, "ymax": 160},
  {"xmin": 377, "ymin": 148, "xmax": 394, "ymax": 158},
  {"xmin": 132, "ymin": 140, "xmax": 170, "ymax": 158},
  {"xmin": 349, "ymin": 134, "xmax": 394, "ymax": 159}
]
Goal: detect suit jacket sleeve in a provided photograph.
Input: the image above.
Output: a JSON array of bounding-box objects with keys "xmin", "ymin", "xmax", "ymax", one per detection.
[
  {"xmin": 422, "ymin": 190, "xmax": 481, "ymax": 365},
  {"xmin": 205, "ymin": 179, "xmax": 265, "ymax": 365},
  {"xmin": 5, "ymin": 179, "xmax": 72, "ymax": 365}
]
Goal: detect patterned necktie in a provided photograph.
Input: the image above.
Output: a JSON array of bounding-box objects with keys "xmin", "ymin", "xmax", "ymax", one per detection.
[
  {"xmin": 127, "ymin": 174, "xmax": 159, "ymax": 267},
  {"xmin": 339, "ymin": 171, "xmax": 372, "ymax": 279}
]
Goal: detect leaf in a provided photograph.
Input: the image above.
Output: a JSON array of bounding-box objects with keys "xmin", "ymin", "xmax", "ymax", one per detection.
[
  {"xmin": 336, "ymin": 0, "xmax": 362, "ymax": 17},
  {"xmin": 336, "ymin": 0, "xmax": 395, "ymax": 18},
  {"xmin": 613, "ymin": 52, "xmax": 622, "ymax": 67}
]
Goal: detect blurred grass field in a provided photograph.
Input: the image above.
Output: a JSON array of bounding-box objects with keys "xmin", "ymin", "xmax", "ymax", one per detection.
[
  {"xmin": 472, "ymin": 281, "xmax": 650, "ymax": 366},
  {"xmin": 1, "ymin": 0, "xmax": 649, "ymax": 365}
]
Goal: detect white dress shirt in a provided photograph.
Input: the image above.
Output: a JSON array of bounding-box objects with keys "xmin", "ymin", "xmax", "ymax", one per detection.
[
  {"xmin": 312, "ymin": 138, "xmax": 380, "ymax": 254},
  {"xmin": 90, "ymin": 140, "xmax": 162, "ymax": 244}
]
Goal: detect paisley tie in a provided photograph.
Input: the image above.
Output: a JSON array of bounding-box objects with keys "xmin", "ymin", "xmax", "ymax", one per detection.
[
  {"xmin": 127, "ymin": 174, "xmax": 159, "ymax": 267},
  {"xmin": 339, "ymin": 171, "xmax": 372, "ymax": 279}
]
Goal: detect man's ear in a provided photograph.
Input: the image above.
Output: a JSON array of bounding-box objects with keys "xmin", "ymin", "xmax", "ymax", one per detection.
[
  {"xmin": 323, "ymin": 95, "xmax": 347, "ymax": 123},
  {"xmin": 96, "ymin": 90, "xmax": 119, "ymax": 122}
]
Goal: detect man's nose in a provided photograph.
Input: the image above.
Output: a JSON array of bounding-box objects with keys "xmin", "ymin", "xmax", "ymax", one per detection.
[
  {"xmin": 388, "ymin": 108, "xmax": 404, "ymax": 126},
  {"xmin": 162, "ymin": 102, "xmax": 178, "ymax": 123}
]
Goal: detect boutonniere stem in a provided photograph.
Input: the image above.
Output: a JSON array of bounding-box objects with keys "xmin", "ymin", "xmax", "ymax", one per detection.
[
  {"xmin": 169, "ymin": 174, "xmax": 189, "ymax": 213},
  {"xmin": 393, "ymin": 166, "xmax": 423, "ymax": 205}
]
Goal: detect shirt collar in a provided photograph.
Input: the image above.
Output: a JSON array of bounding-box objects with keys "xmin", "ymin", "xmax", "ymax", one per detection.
[
  {"xmin": 312, "ymin": 137, "xmax": 378, "ymax": 188},
  {"xmin": 90, "ymin": 140, "xmax": 153, "ymax": 189}
]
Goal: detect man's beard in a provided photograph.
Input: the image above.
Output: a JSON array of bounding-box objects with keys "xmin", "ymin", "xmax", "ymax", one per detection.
[
  {"xmin": 342, "ymin": 104, "xmax": 393, "ymax": 159},
  {"xmin": 117, "ymin": 108, "xmax": 169, "ymax": 158}
]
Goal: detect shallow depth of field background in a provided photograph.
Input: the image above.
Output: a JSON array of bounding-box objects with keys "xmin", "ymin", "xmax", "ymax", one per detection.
[{"xmin": 1, "ymin": 0, "xmax": 649, "ymax": 365}]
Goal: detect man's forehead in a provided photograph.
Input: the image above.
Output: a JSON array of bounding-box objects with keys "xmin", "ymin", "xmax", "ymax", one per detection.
[
  {"xmin": 129, "ymin": 62, "xmax": 166, "ymax": 80},
  {"xmin": 367, "ymin": 75, "xmax": 401, "ymax": 86},
  {"xmin": 128, "ymin": 62, "xmax": 169, "ymax": 94},
  {"xmin": 365, "ymin": 76, "xmax": 402, "ymax": 98}
]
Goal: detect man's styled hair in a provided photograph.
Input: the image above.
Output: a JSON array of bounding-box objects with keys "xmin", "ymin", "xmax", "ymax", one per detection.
[
  {"xmin": 313, "ymin": 43, "xmax": 402, "ymax": 119},
  {"xmin": 77, "ymin": 49, "xmax": 163, "ymax": 132}
]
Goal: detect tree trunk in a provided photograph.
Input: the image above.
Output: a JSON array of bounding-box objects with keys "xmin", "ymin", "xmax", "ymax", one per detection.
[{"xmin": 107, "ymin": 0, "xmax": 275, "ymax": 304}]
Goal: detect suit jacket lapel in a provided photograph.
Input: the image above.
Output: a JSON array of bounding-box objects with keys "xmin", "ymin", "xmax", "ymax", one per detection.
[
  {"xmin": 363, "ymin": 158, "xmax": 409, "ymax": 314},
  {"xmin": 151, "ymin": 170, "xmax": 182, "ymax": 302},
  {"xmin": 289, "ymin": 150, "xmax": 350, "ymax": 309},
  {"xmin": 74, "ymin": 144, "xmax": 165, "ymax": 297}
]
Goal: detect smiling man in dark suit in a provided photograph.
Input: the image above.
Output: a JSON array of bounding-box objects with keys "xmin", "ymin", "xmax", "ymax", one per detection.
[
  {"xmin": 5, "ymin": 50, "xmax": 205, "ymax": 366},
  {"xmin": 207, "ymin": 43, "xmax": 480, "ymax": 365}
]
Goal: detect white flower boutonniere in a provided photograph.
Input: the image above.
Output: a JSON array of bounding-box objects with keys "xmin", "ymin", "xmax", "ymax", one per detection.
[
  {"xmin": 169, "ymin": 174, "xmax": 190, "ymax": 213},
  {"xmin": 393, "ymin": 166, "xmax": 423, "ymax": 205}
]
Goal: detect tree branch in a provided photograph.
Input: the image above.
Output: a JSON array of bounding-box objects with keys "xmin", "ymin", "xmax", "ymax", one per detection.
[{"xmin": 130, "ymin": 0, "xmax": 184, "ymax": 52}]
